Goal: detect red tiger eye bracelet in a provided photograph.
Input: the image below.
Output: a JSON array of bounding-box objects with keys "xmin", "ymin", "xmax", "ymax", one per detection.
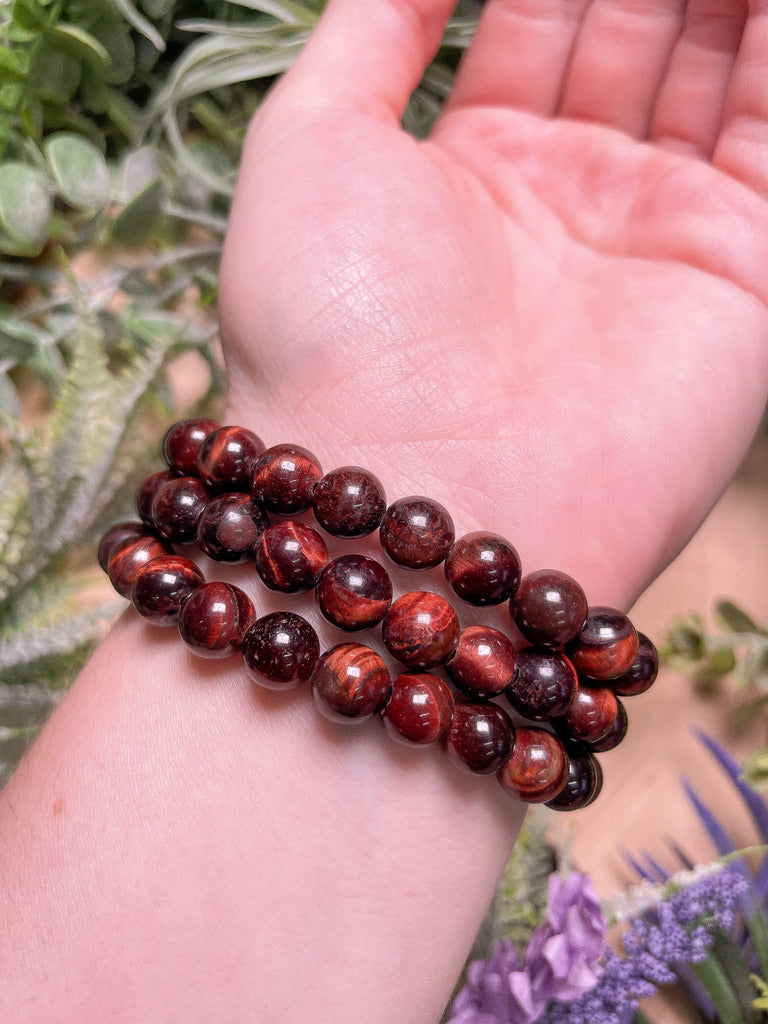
[{"xmin": 98, "ymin": 418, "xmax": 660, "ymax": 813}]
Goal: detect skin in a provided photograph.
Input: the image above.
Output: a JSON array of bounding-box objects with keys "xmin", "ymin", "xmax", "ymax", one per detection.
[{"xmin": 1, "ymin": 1, "xmax": 767, "ymax": 1020}]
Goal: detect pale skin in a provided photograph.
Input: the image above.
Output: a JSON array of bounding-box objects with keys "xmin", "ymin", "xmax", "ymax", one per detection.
[{"xmin": 1, "ymin": 0, "xmax": 768, "ymax": 1020}]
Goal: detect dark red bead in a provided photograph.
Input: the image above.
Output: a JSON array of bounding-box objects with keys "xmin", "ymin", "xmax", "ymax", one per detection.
[
  {"xmin": 612, "ymin": 632, "xmax": 659, "ymax": 696},
  {"xmin": 311, "ymin": 643, "xmax": 391, "ymax": 723},
  {"xmin": 379, "ymin": 496, "xmax": 455, "ymax": 569},
  {"xmin": 312, "ymin": 466, "xmax": 386, "ymax": 537},
  {"xmin": 497, "ymin": 727, "xmax": 569, "ymax": 803},
  {"xmin": 151, "ymin": 476, "xmax": 209, "ymax": 544},
  {"xmin": 197, "ymin": 425, "xmax": 265, "ymax": 493},
  {"xmin": 196, "ymin": 492, "xmax": 269, "ymax": 562},
  {"xmin": 569, "ymin": 606, "xmax": 639, "ymax": 681},
  {"xmin": 252, "ymin": 443, "xmax": 322, "ymax": 515},
  {"xmin": 381, "ymin": 673, "xmax": 454, "ymax": 746},
  {"xmin": 254, "ymin": 521, "xmax": 328, "ymax": 593},
  {"xmin": 382, "ymin": 591, "xmax": 460, "ymax": 669},
  {"xmin": 506, "ymin": 647, "xmax": 578, "ymax": 721},
  {"xmin": 546, "ymin": 752, "xmax": 603, "ymax": 811},
  {"xmin": 559, "ymin": 684, "xmax": 618, "ymax": 744},
  {"xmin": 444, "ymin": 531, "xmax": 521, "ymax": 606},
  {"xmin": 97, "ymin": 521, "xmax": 146, "ymax": 573},
  {"xmin": 130, "ymin": 555, "xmax": 205, "ymax": 625},
  {"xmin": 162, "ymin": 417, "xmax": 220, "ymax": 476},
  {"xmin": 107, "ymin": 534, "xmax": 171, "ymax": 597},
  {"xmin": 446, "ymin": 625, "xmax": 517, "ymax": 700},
  {"xmin": 587, "ymin": 699, "xmax": 628, "ymax": 752},
  {"xmin": 315, "ymin": 554, "xmax": 392, "ymax": 631},
  {"xmin": 444, "ymin": 702, "xmax": 513, "ymax": 774},
  {"xmin": 136, "ymin": 469, "xmax": 174, "ymax": 528},
  {"xmin": 509, "ymin": 569, "xmax": 588, "ymax": 647},
  {"xmin": 178, "ymin": 582, "xmax": 255, "ymax": 658},
  {"xmin": 242, "ymin": 612, "xmax": 320, "ymax": 690}
]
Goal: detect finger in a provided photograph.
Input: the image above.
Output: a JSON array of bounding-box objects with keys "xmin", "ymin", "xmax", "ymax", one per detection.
[
  {"xmin": 442, "ymin": 0, "xmax": 588, "ymax": 118},
  {"xmin": 558, "ymin": 0, "xmax": 684, "ymax": 137},
  {"xmin": 649, "ymin": 0, "xmax": 746, "ymax": 158}
]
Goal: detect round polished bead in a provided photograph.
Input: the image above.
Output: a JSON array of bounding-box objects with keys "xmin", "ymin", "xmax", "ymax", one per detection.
[
  {"xmin": 252, "ymin": 443, "xmax": 323, "ymax": 515},
  {"xmin": 315, "ymin": 554, "xmax": 392, "ymax": 631},
  {"xmin": 312, "ymin": 466, "xmax": 386, "ymax": 537},
  {"xmin": 587, "ymin": 699, "xmax": 628, "ymax": 752},
  {"xmin": 162, "ymin": 417, "xmax": 220, "ymax": 476},
  {"xmin": 136, "ymin": 469, "xmax": 174, "ymax": 528},
  {"xmin": 506, "ymin": 647, "xmax": 578, "ymax": 721},
  {"xmin": 382, "ymin": 591, "xmax": 460, "ymax": 669},
  {"xmin": 196, "ymin": 492, "xmax": 269, "ymax": 562},
  {"xmin": 559, "ymin": 684, "xmax": 618, "ymax": 744},
  {"xmin": 197, "ymin": 425, "xmax": 265, "ymax": 493},
  {"xmin": 379, "ymin": 496, "xmax": 455, "ymax": 569},
  {"xmin": 130, "ymin": 555, "xmax": 205, "ymax": 625},
  {"xmin": 569, "ymin": 606, "xmax": 639, "ymax": 681},
  {"xmin": 242, "ymin": 612, "xmax": 320, "ymax": 690},
  {"xmin": 151, "ymin": 476, "xmax": 209, "ymax": 544},
  {"xmin": 444, "ymin": 702, "xmax": 513, "ymax": 774},
  {"xmin": 381, "ymin": 673, "xmax": 455, "ymax": 746},
  {"xmin": 254, "ymin": 521, "xmax": 328, "ymax": 593},
  {"xmin": 446, "ymin": 625, "xmax": 517, "ymax": 700},
  {"xmin": 97, "ymin": 521, "xmax": 146, "ymax": 573},
  {"xmin": 612, "ymin": 632, "xmax": 659, "ymax": 696},
  {"xmin": 178, "ymin": 582, "xmax": 255, "ymax": 658},
  {"xmin": 108, "ymin": 534, "xmax": 171, "ymax": 597},
  {"xmin": 311, "ymin": 643, "xmax": 391, "ymax": 723},
  {"xmin": 509, "ymin": 569, "xmax": 588, "ymax": 647},
  {"xmin": 546, "ymin": 752, "xmax": 603, "ymax": 812},
  {"xmin": 444, "ymin": 531, "xmax": 522, "ymax": 606},
  {"xmin": 497, "ymin": 727, "xmax": 569, "ymax": 803}
]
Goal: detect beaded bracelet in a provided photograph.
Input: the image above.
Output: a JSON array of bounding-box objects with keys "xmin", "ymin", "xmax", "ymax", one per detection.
[{"xmin": 98, "ymin": 419, "xmax": 659, "ymax": 813}]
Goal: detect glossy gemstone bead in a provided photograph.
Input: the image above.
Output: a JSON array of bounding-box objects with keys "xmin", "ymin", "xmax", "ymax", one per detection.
[
  {"xmin": 107, "ymin": 534, "xmax": 171, "ymax": 597},
  {"xmin": 254, "ymin": 521, "xmax": 328, "ymax": 593},
  {"xmin": 509, "ymin": 569, "xmax": 588, "ymax": 647},
  {"xmin": 315, "ymin": 554, "xmax": 392, "ymax": 631},
  {"xmin": 444, "ymin": 531, "xmax": 521, "ymax": 606},
  {"xmin": 612, "ymin": 632, "xmax": 659, "ymax": 696},
  {"xmin": 178, "ymin": 581, "xmax": 255, "ymax": 658},
  {"xmin": 130, "ymin": 555, "xmax": 205, "ymax": 625},
  {"xmin": 569, "ymin": 606, "xmax": 639, "ymax": 681},
  {"xmin": 311, "ymin": 643, "xmax": 391, "ymax": 723},
  {"xmin": 546, "ymin": 752, "xmax": 603, "ymax": 811},
  {"xmin": 379, "ymin": 496, "xmax": 455, "ymax": 569},
  {"xmin": 496, "ymin": 727, "xmax": 569, "ymax": 803},
  {"xmin": 587, "ymin": 698, "xmax": 628, "ymax": 752},
  {"xmin": 242, "ymin": 612, "xmax": 320, "ymax": 690},
  {"xmin": 151, "ymin": 476, "xmax": 209, "ymax": 544},
  {"xmin": 197, "ymin": 425, "xmax": 265, "ymax": 493},
  {"xmin": 446, "ymin": 625, "xmax": 517, "ymax": 700},
  {"xmin": 162, "ymin": 417, "xmax": 220, "ymax": 476},
  {"xmin": 252, "ymin": 443, "xmax": 322, "ymax": 515},
  {"xmin": 506, "ymin": 647, "xmax": 578, "ymax": 721},
  {"xmin": 97, "ymin": 521, "xmax": 146, "ymax": 573},
  {"xmin": 444, "ymin": 702, "xmax": 513, "ymax": 774},
  {"xmin": 381, "ymin": 673, "xmax": 454, "ymax": 746},
  {"xmin": 196, "ymin": 492, "xmax": 269, "ymax": 562},
  {"xmin": 312, "ymin": 466, "xmax": 386, "ymax": 537},
  {"xmin": 559, "ymin": 684, "xmax": 618, "ymax": 744},
  {"xmin": 136, "ymin": 469, "xmax": 174, "ymax": 528},
  {"xmin": 382, "ymin": 591, "xmax": 460, "ymax": 669}
]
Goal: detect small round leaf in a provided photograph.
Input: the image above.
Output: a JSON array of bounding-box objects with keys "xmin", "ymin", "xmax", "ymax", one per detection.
[
  {"xmin": 43, "ymin": 132, "xmax": 109, "ymax": 211},
  {"xmin": 0, "ymin": 161, "xmax": 52, "ymax": 249}
]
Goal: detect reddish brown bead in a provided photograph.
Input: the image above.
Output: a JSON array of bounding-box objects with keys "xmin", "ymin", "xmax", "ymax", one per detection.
[
  {"xmin": 252, "ymin": 443, "xmax": 322, "ymax": 515},
  {"xmin": 382, "ymin": 591, "xmax": 460, "ymax": 669},
  {"xmin": 611, "ymin": 632, "xmax": 659, "ymax": 696},
  {"xmin": 178, "ymin": 582, "xmax": 255, "ymax": 658},
  {"xmin": 108, "ymin": 534, "xmax": 171, "ymax": 597},
  {"xmin": 196, "ymin": 492, "xmax": 269, "ymax": 562},
  {"xmin": 254, "ymin": 521, "xmax": 328, "ymax": 593},
  {"xmin": 559, "ymin": 684, "xmax": 618, "ymax": 744},
  {"xmin": 243, "ymin": 612, "xmax": 320, "ymax": 690},
  {"xmin": 162, "ymin": 417, "xmax": 220, "ymax": 476},
  {"xmin": 381, "ymin": 673, "xmax": 454, "ymax": 746},
  {"xmin": 587, "ymin": 699, "xmax": 628, "ymax": 752},
  {"xmin": 312, "ymin": 466, "xmax": 386, "ymax": 537},
  {"xmin": 569, "ymin": 606, "xmax": 639, "ymax": 681},
  {"xmin": 546, "ymin": 752, "xmax": 603, "ymax": 811},
  {"xmin": 444, "ymin": 702, "xmax": 513, "ymax": 774},
  {"xmin": 446, "ymin": 625, "xmax": 517, "ymax": 700},
  {"xmin": 136, "ymin": 469, "xmax": 174, "ymax": 528},
  {"xmin": 444, "ymin": 531, "xmax": 521, "ymax": 606},
  {"xmin": 509, "ymin": 569, "xmax": 588, "ymax": 647},
  {"xmin": 315, "ymin": 554, "xmax": 392, "ymax": 631},
  {"xmin": 311, "ymin": 643, "xmax": 391, "ymax": 723},
  {"xmin": 97, "ymin": 521, "xmax": 146, "ymax": 573},
  {"xmin": 130, "ymin": 555, "xmax": 205, "ymax": 625},
  {"xmin": 379, "ymin": 496, "xmax": 455, "ymax": 569},
  {"xmin": 497, "ymin": 727, "xmax": 569, "ymax": 803},
  {"xmin": 506, "ymin": 647, "xmax": 578, "ymax": 721},
  {"xmin": 197, "ymin": 425, "xmax": 265, "ymax": 493},
  {"xmin": 151, "ymin": 476, "xmax": 209, "ymax": 544}
]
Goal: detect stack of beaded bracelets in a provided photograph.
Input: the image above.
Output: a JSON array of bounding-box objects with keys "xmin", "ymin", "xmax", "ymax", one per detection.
[{"xmin": 98, "ymin": 418, "xmax": 659, "ymax": 812}]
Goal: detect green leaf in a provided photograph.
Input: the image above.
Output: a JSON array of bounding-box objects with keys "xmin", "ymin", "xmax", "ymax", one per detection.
[
  {"xmin": 716, "ymin": 600, "xmax": 765, "ymax": 636},
  {"xmin": 742, "ymin": 751, "xmax": 768, "ymax": 791},
  {"xmin": 0, "ymin": 161, "xmax": 52, "ymax": 250},
  {"xmin": 51, "ymin": 22, "xmax": 112, "ymax": 68},
  {"xmin": 12, "ymin": 0, "xmax": 55, "ymax": 33},
  {"xmin": 111, "ymin": 177, "xmax": 164, "ymax": 246},
  {"xmin": 44, "ymin": 132, "xmax": 109, "ymax": 210},
  {"xmin": 107, "ymin": 0, "xmax": 166, "ymax": 52},
  {"xmin": 694, "ymin": 647, "xmax": 737, "ymax": 690}
]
